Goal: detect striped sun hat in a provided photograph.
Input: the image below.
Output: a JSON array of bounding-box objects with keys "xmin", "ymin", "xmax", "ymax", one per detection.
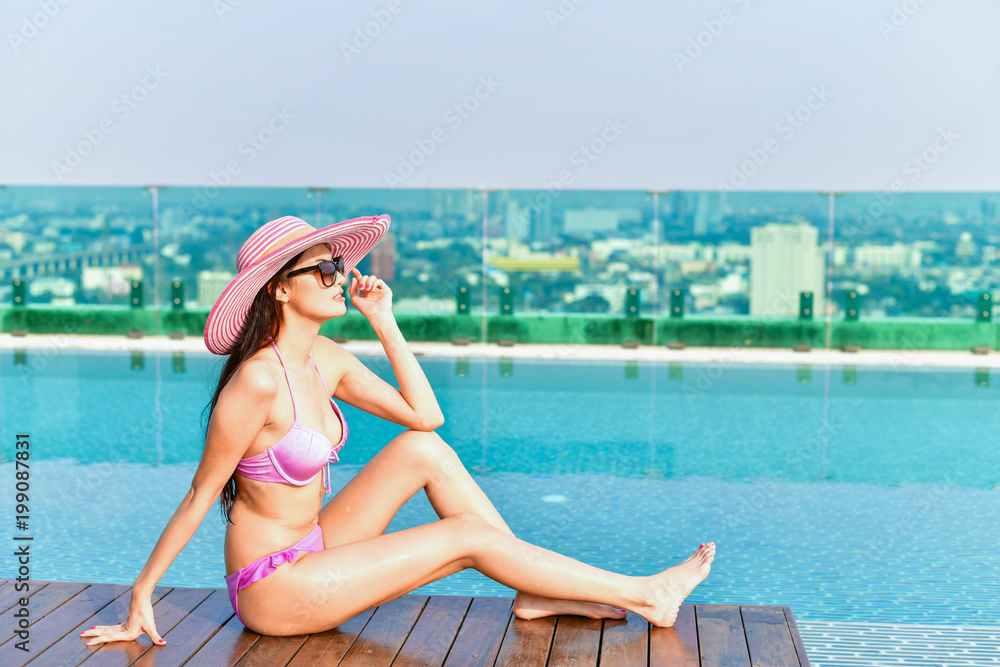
[{"xmin": 204, "ymin": 214, "xmax": 391, "ymax": 355}]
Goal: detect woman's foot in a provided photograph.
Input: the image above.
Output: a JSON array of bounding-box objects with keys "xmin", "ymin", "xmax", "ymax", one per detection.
[
  {"xmin": 512, "ymin": 592, "xmax": 628, "ymax": 621},
  {"xmin": 638, "ymin": 542, "xmax": 716, "ymax": 627}
]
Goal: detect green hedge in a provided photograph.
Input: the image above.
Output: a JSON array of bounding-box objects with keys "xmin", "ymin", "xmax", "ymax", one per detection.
[{"xmin": 1, "ymin": 306, "xmax": 996, "ymax": 350}]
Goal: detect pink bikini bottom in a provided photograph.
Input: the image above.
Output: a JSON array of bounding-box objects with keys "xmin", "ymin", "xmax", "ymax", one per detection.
[{"xmin": 225, "ymin": 523, "xmax": 325, "ymax": 625}]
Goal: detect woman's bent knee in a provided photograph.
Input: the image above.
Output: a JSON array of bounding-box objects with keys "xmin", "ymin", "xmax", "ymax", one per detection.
[
  {"xmin": 443, "ymin": 512, "xmax": 497, "ymax": 566},
  {"xmin": 389, "ymin": 430, "xmax": 461, "ymax": 478}
]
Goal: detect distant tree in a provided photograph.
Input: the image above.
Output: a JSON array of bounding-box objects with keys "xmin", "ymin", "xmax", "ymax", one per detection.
[{"xmin": 566, "ymin": 294, "xmax": 610, "ymax": 313}]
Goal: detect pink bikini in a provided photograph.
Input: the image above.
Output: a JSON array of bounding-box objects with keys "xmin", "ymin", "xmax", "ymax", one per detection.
[{"xmin": 225, "ymin": 341, "xmax": 349, "ymax": 625}]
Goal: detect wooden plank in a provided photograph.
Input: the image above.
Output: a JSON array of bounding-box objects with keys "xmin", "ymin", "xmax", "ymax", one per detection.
[
  {"xmin": 286, "ymin": 607, "xmax": 376, "ymax": 666},
  {"xmin": 182, "ymin": 612, "xmax": 262, "ymax": 667},
  {"xmin": 23, "ymin": 585, "xmax": 170, "ymax": 667},
  {"xmin": 132, "ymin": 588, "xmax": 234, "ymax": 667},
  {"xmin": 78, "ymin": 586, "xmax": 212, "ymax": 666},
  {"xmin": 599, "ymin": 611, "xmax": 648, "ymax": 667},
  {"xmin": 548, "ymin": 615, "xmax": 603, "ymax": 666},
  {"xmin": 443, "ymin": 597, "xmax": 512, "ymax": 667},
  {"xmin": 395, "ymin": 596, "xmax": 471, "ymax": 666},
  {"xmin": 649, "ymin": 603, "xmax": 699, "ymax": 666},
  {"xmin": 0, "ymin": 583, "xmax": 126, "ymax": 663},
  {"xmin": 0, "ymin": 581, "xmax": 87, "ymax": 648},
  {"xmin": 339, "ymin": 595, "xmax": 427, "ymax": 665},
  {"xmin": 697, "ymin": 604, "xmax": 751, "ymax": 667},
  {"xmin": 236, "ymin": 633, "xmax": 309, "ymax": 667},
  {"xmin": 0, "ymin": 580, "xmax": 48, "ymax": 614},
  {"xmin": 782, "ymin": 606, "xmax": 811, "ymax": 667},
  {"xmin": 741, "ymin": 606, "xmax": 800, "ymax": 667},
  {"xmin": 493, "ymin": 615, "xmax": 556, "ymax": 665}
]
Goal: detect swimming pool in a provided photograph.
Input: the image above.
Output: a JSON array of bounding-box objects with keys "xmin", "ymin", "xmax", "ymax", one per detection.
[{"xmin": 2, "ymin": 349, "xmax": 998, "ymax": 635}]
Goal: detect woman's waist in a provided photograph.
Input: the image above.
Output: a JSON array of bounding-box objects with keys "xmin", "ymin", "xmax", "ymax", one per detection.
[{"xmin": 224, "ymin": 507, "xmax": 321, "ymax": 576}]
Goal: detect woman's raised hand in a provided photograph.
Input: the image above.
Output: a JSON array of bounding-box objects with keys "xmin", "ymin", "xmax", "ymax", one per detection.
[
  {"xmin": 348, "ymin": 266, "xmax": 392, "ymax": 319},
  {"xmin": 79, "ymin": 591, "xmax": 166, "ymax": 647}
]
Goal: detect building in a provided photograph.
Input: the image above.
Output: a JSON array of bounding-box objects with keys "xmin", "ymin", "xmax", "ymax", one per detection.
[
  {"xmin": 563, "ymin": 208, "xmax": 618, "ymax": 236},
  {"xmin": 198, "ymin": 270, "xmax": 235, "ymax": 308},
  {"xmin": 369, "ymin": 232, "xmax": 396, "ymax": 280},
  {"xmin": 81, "ymin": 265, "xmax": 143, "ymax": 296},
  {"xmin": 529, "ymin": 204, "xmax": 556, "ymax": 242},
  {"xmin": 750, "ymin": 223, "xmax": 825, "ymax": 317},
  {"xmin": 955, "ymin": 232, "xmax": 977, "ymax": 259},
  {"xmin": 488, "ymin": 239, "xmax": 579, "ymax": 272},
  {"xmin": 505, "ymin": 201, "xmax": 530, "ymax": 241},
  {"xmin": 853, "ymin": 243, "xmax": 922, "ymax": 269}
]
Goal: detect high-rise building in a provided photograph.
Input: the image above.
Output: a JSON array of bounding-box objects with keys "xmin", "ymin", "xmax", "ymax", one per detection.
[
  {"xmin": 505, "ymin": 201, "xmax": 530, "ymax": 241},
  {"xmin": 983, "ymin": 198, "xmax": 999, "ymax": 225},
  {"xmin": 750, "ymin": 223, "xmax": 825, "ymax": 317},
  {"xmin": 529, "ymin": 204, "xmax": 556, "ymax": 242},
  {"xmin": 693, "ymin": 191, "xmax": 709, "ymax": 237},
  {"xmin": 369, "ymin": 232, "xmax": 396, "ymax": 281},
  {"xmin": 198, "ymin": 270, "xmax": 234, "ymax": 308}
]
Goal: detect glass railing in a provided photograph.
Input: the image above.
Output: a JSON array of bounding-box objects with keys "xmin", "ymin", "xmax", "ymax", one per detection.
[{"xmin": 0, "ymin": 186, "xmax": 997, "ymax": 348}]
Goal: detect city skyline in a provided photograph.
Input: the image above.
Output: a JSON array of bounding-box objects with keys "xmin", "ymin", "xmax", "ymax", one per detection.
[{"xmin": 1, "ymin": 186, "xmax": 998, "ymax": 321}]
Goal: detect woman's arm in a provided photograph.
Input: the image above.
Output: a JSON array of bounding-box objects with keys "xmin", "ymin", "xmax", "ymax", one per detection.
[
  {"xmin": 329, "ymin": 267, "xmax": 444, "ymax": 430},
  {"xmin": 83, "ymin": 361, "xmax": 277, "ymax": 646}
]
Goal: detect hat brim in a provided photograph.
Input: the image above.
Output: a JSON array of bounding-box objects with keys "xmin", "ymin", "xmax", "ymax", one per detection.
[{"xmin": 204, "ymin": 215, "xmax": 391, "ymax": 355}]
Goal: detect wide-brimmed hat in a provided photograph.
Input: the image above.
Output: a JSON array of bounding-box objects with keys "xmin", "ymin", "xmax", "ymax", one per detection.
[{"xmin": 204, "ymin": 214, "xmax": 391, "ymax": 355}]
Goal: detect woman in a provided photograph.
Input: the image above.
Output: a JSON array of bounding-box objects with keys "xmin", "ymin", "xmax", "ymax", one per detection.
[{"xmin": 80, "ymin": 215, "xmax": 715, "ymax": 647}]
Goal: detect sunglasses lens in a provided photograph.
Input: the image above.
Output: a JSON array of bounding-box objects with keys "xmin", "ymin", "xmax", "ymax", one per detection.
[{"xmin": 319, "ymin": 258, "xmax": 344, "ymax": 287}]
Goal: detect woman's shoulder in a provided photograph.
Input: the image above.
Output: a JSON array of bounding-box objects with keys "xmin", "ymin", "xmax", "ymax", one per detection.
[{"xmin": 225, "ymin": 353, "xmax": 280, "ymax": 400}]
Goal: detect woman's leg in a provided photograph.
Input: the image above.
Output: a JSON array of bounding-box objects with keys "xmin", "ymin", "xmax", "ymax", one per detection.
[
  {"xmin": 243, "ymin": 511, "xmax": 715, "ymax": 636},
  {"xmin": 319, "ymin": 430, "xmax": 632, "ymax": 618}
]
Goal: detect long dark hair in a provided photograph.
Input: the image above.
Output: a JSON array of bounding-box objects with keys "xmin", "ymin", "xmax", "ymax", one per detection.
[{"xmin": 201, "ymin": 250, "xmax": 305, "ymax": 525}]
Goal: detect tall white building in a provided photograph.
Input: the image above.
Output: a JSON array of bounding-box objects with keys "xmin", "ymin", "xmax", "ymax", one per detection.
[
  {"xmin": 505, "ymin": 201, "xmax": 530, "ymax": 241},
  {"xmin": 198, "ymin": 270, "xmax": 235, "ymax": 308},
  {"xmin": 750, "ymin": 223, "xmax": 825, "ymax": 317}
]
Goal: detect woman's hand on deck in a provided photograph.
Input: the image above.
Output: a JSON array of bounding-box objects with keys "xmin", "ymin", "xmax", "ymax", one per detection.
[
  {"xmin": 349, "ymin": 266, "xmax": 392, "ymax": 319},
  {"xmin": 79, "ymin": 592, "xmax": 166, "ymax": 647}
]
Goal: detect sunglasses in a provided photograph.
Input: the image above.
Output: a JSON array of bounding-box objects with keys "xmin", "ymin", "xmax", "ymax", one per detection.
[{"xmin": 286, "ymin": 256, "xmax": 345, "ymax": 288}]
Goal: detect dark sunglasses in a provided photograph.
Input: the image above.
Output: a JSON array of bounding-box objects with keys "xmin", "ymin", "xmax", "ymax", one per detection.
[{"xmin": 286, "ymin": 257, "xmax": 345, "ymax": 287}]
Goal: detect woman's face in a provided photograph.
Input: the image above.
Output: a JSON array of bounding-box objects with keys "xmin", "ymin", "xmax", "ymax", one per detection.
[{"xmin": 279, "ymin": 244, "xmax": 347, "ymax": 319}]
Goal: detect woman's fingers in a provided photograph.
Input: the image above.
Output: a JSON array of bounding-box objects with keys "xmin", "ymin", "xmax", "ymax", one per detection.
[
  {"xmin": 79, "ymin": 622, "xmax": 166, "ymax": 646},
  {"xmin": 80, "ymin": 624, "xmax": 130, "ymax": 646},
  {"xmin": 349, "ymin": 267, "xmax": 382, "ymax": 294}
]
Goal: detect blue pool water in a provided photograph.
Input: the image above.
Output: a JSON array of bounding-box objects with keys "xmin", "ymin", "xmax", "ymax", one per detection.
[{"xmin": 1, "ymin": 349, "xmax": 998, "ymax": 629}]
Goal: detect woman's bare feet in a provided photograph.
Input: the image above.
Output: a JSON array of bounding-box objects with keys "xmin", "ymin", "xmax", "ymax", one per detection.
[
  {"xmin": 637, "ymin": 542, "xmax": 716, "ymax": 627},
  {"xmin": 512, "ymin": 592, "xmax": 628, "ymax": 621}
]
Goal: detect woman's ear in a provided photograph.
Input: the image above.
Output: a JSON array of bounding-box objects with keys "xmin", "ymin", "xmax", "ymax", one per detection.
[{"xmin": 274, "ymin": 279, "xmax": 291, "ymax": 304}]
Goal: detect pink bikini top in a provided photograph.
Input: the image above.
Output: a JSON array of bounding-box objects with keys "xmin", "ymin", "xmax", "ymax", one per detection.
[{"xmin": 235, "ymin": 341, "xmax": 347, "ymax": 494}]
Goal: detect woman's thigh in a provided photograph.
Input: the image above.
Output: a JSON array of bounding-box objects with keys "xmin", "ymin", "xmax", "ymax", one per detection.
[
  {"xmin": 238, "ymin": 513, "xmax": 485, "ymax": 635},
  {"xmin": 318, "ymin": 429, "xmax": 460, "ymax": 547}
]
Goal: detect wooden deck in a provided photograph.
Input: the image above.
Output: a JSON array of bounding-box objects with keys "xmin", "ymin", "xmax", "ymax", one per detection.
[{"xmin": 2, "ymin": 579, "xmax": 811, "ymax": 666}]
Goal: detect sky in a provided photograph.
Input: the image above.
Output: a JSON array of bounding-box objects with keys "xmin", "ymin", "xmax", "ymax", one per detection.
[{"xmin": 1, "ymin": 0, "xmax": 998, "ymax": 192}]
